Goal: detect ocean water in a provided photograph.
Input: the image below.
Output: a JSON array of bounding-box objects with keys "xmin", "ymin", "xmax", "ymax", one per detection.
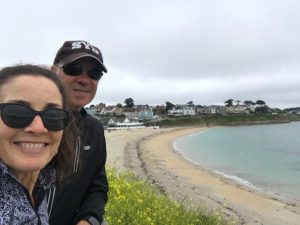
[{"xmin": 173, "ymin": 122, "xmax": 300, "ymax": 203}]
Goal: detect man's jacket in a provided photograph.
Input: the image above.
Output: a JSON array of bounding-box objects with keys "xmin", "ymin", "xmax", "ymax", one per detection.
[{"xmin": 47, "ymin": 109, "xmax": 109, "ymax": 224}]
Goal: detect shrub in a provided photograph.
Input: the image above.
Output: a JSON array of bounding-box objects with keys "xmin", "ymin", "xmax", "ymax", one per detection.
[{"xmin": 105, "ymin": 168, "xmax": 234, "ymax": 225}]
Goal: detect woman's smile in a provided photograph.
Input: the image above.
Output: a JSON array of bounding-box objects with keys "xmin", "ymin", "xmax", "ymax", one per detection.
[{"xmin": 15, "ymin": 142, "xmax": 48, "ymax": 153}]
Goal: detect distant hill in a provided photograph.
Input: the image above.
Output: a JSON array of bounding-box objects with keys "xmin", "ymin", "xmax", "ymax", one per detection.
[{"xmin": 284, "ymin": 107, "xmax": 300, "ymax": 113}]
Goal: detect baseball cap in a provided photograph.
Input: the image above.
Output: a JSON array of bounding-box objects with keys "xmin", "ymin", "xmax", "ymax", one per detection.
[{"xmin": 53, "ymin": 40, "xmax": 108, "ymax": 73}]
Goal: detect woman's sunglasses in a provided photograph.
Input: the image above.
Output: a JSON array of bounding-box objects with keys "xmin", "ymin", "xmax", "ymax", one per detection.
[
  {"xmin": 61, "ymin": 63, "xmax": 103, "ymax": 80},
  {"xmin": 0, "ymin": 103, "xmax": 70, "ymax": 131}
]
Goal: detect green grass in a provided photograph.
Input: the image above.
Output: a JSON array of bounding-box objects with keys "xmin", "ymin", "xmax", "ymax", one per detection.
[{"xmin": 105, "ymin": 168, "xmax": 235, "ymax": 225}]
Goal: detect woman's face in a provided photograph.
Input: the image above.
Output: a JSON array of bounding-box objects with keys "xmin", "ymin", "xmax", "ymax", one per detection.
[{"xmin": 0, "ymin": 75, "xmax": 63, "ymax": 175}]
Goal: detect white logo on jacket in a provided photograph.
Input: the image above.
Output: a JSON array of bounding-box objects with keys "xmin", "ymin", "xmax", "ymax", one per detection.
[{"xmin": 83, "ymin": 145, "xmax": 91, "ymax": 151}]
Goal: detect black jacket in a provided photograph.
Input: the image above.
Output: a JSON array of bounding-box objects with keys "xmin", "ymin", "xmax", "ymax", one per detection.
[{"xmin": 47, "ymin": 109, "xmax": 109, "ymax": 225}]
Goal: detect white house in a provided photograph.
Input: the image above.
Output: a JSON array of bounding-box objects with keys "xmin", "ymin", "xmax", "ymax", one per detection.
[
  {"xmin": 168, "ymin": 105, "xmax": 196, "ymax": 116},
  {"xmin": 107, "ymin": 118, "xmax": 145, "ymax": 130}
]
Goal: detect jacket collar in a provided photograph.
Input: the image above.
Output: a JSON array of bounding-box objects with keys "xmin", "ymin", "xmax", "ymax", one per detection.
[
  {"xmin": 72, "ymin": 108, "xmax": 88, "ymax": 127},
  {"xmin": 0, "ymin": 160, "xmax": 56, "ymax": 189}
]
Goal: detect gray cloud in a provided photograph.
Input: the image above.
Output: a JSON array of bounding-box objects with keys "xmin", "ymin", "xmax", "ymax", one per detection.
[{"xmin": 1, "ymin": 0, "xmax": 300, "ymax": 109}]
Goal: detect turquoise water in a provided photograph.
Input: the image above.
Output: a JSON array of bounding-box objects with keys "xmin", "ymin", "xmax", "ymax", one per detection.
[{"xmin": 173, "ymin": 122, "xmax": 300, "ymax": 203}]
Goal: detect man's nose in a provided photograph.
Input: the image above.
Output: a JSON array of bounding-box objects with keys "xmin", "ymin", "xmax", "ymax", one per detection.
[{"xmin": 76, "ymin": 68, "xmax": 91, "ymax": 82}]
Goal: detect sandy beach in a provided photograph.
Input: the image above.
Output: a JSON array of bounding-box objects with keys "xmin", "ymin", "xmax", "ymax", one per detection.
[{"xmin": 105, "ymin": 126, "xmax": 300, "ymax": 225}]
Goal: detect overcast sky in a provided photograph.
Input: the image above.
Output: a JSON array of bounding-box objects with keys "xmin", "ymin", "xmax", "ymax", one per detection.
[{"xmin": 1, "ymin": 0, "xmax": 300, "ymax": 109}]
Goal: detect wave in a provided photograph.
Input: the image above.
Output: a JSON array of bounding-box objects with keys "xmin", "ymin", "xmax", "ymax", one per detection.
[
  {"xmin": 213, "ymin": 170, "xmax": 299, "ymax": 204},
  {"xmin": 173, "ymin": 140, "xmax": 207, "ymax": 166},
  {"xmin": 174, "ymin": 130, "xmax": 205, "ymax": 144},
  {"xmin": 172, "ymin": 141, "xmax": 181, "ymax": 152},
  {"xmin": 173, "ymin": 140, "xmax": 259, "ymax": 190},
  {"xmin": 214, "ymin": 170, "xmax": 259, "ymax": 190},
  {"xmin": 186, "ymin": 130, "xmax": 205, "ymax": 137}
]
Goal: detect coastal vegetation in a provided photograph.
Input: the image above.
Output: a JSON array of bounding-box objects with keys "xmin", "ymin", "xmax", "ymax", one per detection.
[
  {"xmin": 105, "ymin": 168, "xmax": 234, "ymax": 225},
  {"xmin": 154, "ymin": 113, "xmax": 300, "ymax": 127}
]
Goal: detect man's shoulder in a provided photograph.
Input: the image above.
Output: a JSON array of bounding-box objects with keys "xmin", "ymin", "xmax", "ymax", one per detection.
[
  {"xmin": 84, "ymin": 114, "xmax": 104, "ymax": 130},
  {"xmin": 79, "ymin": 108, "xmax": 104, "ymax": 134}
]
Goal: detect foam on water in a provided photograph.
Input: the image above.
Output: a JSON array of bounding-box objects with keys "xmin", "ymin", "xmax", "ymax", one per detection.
[{"xmin": 214, "ymin": 170, "xmax": 259, "ymax": 190}]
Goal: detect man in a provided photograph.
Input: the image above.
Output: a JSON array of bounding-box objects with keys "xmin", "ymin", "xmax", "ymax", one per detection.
[{"xmin": 47, "ymin": 40, "xmax": 109, "ymax": 225}]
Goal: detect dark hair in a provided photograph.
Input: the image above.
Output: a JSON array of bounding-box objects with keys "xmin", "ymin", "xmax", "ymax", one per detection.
[{"xmin": 0, "ymin": 64, "xmax": 75, "ymax": 182}]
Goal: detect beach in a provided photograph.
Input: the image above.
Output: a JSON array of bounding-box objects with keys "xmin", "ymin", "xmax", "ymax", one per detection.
[{"xmin": 105, "ymin": 126, "xmax": 300, "ymax": 225}]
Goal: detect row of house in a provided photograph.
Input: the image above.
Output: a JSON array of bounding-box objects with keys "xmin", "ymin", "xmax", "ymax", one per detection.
[
  {"xmin": 86, "ymin": 104, "xmax": 155, "ymax": 121},
  {"xmin": 86, "ymin": 102, "xmax": 267, "ymax": 120},
  {"xmin": 167, "ymin": 104, "xmax": 257, "ymax": 117}
]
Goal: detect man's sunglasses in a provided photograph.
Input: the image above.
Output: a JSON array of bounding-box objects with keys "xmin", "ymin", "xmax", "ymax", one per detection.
[
  {"xmin": 0, "ymin": 103, "xmax": 70, "ymax": 131},
  {"xmin": 61, "ymin": 63, "xmax": 103, "ymax": 80}
]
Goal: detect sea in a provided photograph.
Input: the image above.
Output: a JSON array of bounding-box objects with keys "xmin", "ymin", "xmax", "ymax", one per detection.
[{"xmin": 173, "ymin": 121, "xmax": 300, "ymax": 204}]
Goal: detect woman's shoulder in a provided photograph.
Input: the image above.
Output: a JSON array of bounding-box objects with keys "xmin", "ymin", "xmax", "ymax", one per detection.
[{"xmin": 37, "ymin": 166, "xmax": 56, "ymax": 190}]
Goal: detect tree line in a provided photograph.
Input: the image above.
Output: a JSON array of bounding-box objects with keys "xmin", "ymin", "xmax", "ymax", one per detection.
[
  {"xmin": 224, "ymin": 99, "xmax": 266, "ymax": 107},
  {"xmin": 107, "ymin": 97, "xmax": 269, "ymax": 113}
]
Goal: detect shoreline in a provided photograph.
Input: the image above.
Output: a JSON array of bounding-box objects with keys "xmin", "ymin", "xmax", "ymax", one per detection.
[
  {"xmin": 105, "ymin": 126, "xmax": 300, "ymax": 225},
  {"xmin": 171, "ymin": 127, "xmax": 300, "ymax": 207}
]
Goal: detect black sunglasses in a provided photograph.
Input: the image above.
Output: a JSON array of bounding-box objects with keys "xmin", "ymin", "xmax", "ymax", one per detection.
[
  {"xmin": 0, "ymin": 103, "xmax": 70, "ymax": 131},
  {"xmin": 61, "ymin": 63, "xmax": 103, "ymax": 80}
]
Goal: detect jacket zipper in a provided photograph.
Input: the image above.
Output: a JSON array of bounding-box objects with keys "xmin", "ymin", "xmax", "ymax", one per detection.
[
  {"xmin": 73, "ymin": 136, "xmax": 81, "ymax": 173},
  {"xmin": 47, "ymin": 135, "xmax": 81, "ymax": 217}
]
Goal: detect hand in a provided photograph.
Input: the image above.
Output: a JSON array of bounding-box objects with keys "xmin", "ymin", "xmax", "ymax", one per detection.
[{"xmin": 76, "ymin": 220, "xmax": 91, "ymax": 225}]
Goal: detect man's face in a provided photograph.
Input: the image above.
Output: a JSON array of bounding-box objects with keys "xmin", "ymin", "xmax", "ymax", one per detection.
[{"xmin": 55, "ymin": 58, "xmax": 101, "ymax": 110}]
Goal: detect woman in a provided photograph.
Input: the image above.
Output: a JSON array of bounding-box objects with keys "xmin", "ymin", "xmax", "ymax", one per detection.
[{"xmin": 0, "ymin": 65, "xmax": 74, "ymax": 224}]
